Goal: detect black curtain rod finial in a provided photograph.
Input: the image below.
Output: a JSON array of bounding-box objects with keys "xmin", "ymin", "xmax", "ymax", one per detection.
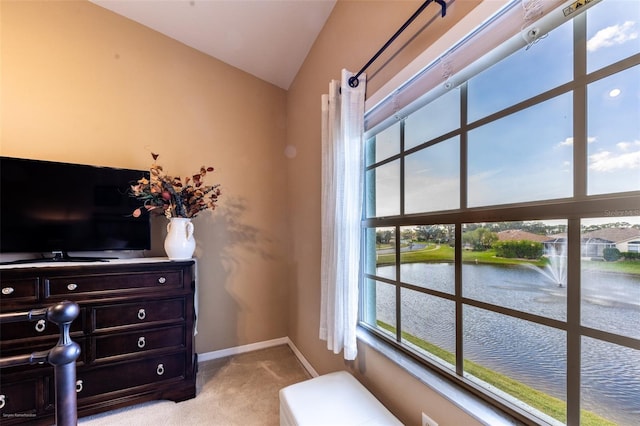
[
  {"xmin": 348, "ymin": 76, "xmax": 360, "ymax": 88},
  {"xmin": 435, "ymin": 0, "xmax": 447, "ymax": 17}
]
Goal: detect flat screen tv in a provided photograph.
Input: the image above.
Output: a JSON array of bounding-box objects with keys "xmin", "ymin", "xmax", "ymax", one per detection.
[{"xmin": 0, "ymin": 156, "xmax": 150, "ymax": 263}]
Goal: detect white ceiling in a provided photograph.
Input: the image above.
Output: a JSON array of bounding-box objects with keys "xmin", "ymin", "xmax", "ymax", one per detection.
[{"xmin": 90, "ymin": 0, "xmax": 337, "ymax": 90}]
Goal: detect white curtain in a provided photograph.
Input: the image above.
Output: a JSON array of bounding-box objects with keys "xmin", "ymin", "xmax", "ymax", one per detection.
[{"xmin": 319, "ymin": 69, "xmax": 366, "ymax": 360}]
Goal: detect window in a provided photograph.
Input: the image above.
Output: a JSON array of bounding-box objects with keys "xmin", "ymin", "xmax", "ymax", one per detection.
[{"xmin": 360, "ymin": 1, "xmax": 639, "ymax": 425}]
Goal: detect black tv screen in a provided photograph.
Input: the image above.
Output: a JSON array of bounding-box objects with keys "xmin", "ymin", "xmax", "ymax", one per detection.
[{"xmin": 0, "ymin": 156, "xmax": 150, "ymax": 258}]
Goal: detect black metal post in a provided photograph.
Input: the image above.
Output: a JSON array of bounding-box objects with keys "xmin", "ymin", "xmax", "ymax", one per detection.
[
  {"xmin": 46, "ymin": 301, "xmax": 81, "ymax": 426},
  {"xmin": 0, "ymin": 301, "xmax": 80, "ymax": 426}
]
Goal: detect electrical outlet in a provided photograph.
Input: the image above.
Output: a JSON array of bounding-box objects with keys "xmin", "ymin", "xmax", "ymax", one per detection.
[{"xmin": 422, "ymin": 412, "xmax": 438, "ymax": 426}]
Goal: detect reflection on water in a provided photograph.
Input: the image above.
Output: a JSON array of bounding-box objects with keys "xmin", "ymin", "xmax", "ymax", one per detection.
[{"xmin": 377, "ymin": 262, "xmax": 640, "ymax": 425}]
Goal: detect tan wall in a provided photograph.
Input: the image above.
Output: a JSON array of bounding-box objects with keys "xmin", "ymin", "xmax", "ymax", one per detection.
[
  {"xmin": 0, "ymin": 0, "xmax": 290, "ymax": 353},
  {"xmin": 285, "ymin": 1, "xmax": 483, "ymax": 425}
]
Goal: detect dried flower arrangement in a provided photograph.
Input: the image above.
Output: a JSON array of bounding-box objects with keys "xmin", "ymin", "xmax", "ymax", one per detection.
[{"xmin": 130, "ymin": 153, "xmax": 221, "ymax": 219}]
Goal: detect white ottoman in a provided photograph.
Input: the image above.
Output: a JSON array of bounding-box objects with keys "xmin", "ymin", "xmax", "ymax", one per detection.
[{"xmin": 279, "ymin": 371, "xmax": 403, "ymax": 425}]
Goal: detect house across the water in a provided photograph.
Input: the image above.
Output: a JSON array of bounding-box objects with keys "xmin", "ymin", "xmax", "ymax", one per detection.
[{"xmin": 543, "ymin": 228, "xmax": 640, "ymax": 258}]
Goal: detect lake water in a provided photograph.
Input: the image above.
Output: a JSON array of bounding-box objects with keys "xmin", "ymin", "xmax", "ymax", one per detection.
[{"xmin": 375, "ymin": 263, "xmax": 640, "ymax": 425}]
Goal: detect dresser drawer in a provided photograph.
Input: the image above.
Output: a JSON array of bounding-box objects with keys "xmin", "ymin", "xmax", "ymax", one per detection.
[
  {"xmin": 0, "ymin": 277, "xmax": 39, "ymax": 304},
  {"xmin": 72, "ymin": 352, "xmax": 186, "ymax": 400},
  {"xmin": 93, "ymin": 298, "xmax": 185, "ymax": 331},
  {"xmin": 93, "ymin": 325, "xmax": 185, "ymax": 360},
  {"xmin": 0, "ymin": 378, "xmax": 39, "ymax": 420},
  {"xmin": 44, "ymin": 270, "xmax": 183, "ymax": 297},
  {"xmin": 0, "ymin": 337, "xmax": 86, "ymax": 374},
  {"xmin": 0, "ymin": 310, "xmax": 84, "ymax": 342}
]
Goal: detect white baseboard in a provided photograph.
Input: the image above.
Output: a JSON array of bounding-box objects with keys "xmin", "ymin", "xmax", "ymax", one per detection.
[
  {"xmin": 197, "ymin": 336, "xmax": 318, "ymax": 378},
  {"xmin": 197, "ymin": 337, "xmax": 289, "ymax": 362},
  {"xmin": 284, "ymin": 337, "xmax": 319, "ymax": 377}
]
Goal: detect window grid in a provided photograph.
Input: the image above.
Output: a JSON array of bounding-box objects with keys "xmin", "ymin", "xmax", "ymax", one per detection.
[{"xmin": 361, "ymin": 9, "xmax": 640, "ymax": 425}]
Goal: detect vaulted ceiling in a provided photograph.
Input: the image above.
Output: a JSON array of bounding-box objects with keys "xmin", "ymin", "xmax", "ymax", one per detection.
[{"xmin": 90, "ymin": 0, "xmax": 337, "ymax": 90}]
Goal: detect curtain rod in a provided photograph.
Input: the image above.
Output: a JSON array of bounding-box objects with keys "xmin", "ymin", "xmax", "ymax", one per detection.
[{"xmin": 348, "ymin": 0, "xmax": 447, "ymax": 88}]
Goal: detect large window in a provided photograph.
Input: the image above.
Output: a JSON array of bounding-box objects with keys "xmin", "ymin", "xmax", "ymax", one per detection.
[{"xmin": 361, "ymin": 1, "xmax": 639, "ymax": 425}]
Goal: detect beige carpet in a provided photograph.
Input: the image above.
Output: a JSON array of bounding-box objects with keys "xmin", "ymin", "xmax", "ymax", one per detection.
[{"xmin": 79, "ymin": 345, "xmax": 311, "ymax": 426}]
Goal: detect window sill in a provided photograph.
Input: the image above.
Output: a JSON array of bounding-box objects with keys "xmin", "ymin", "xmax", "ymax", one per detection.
[{"xmin": 356, "ymin": 326, "xmax": 521, "ymax": 426}]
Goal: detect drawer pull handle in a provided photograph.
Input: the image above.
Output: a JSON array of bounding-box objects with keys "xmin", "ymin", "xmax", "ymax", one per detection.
[
  {"xmin": 35, "ymin": 319, "xmax": 46, "ymax": 333},
  {"xmin": 137, "ymin": 336, "xmax": 146, "ymax": 348},
  {"xmin": 156, "ymin": 363, "xmax": 165, "ymax": 376},
  {"xmin": 0, "ymin": 394, "xmax": 5, "ymax": 409},
  {"xmin": 76, "ymin": 380, "xmax": 83, "ymax": 393},
  {"xmin": 67, "ymin": 283, "xmax": 78, "ymax": 291},
  {"xmin": 158, "ymin": 276, "xmax": 167, "ymax": 284},
  {"xmin": 1, "ymin": 287, "xmax": 14, "ymax": 295},
  {"xmin": 137, "ymin": 309, "xmax": 146, "ymax": 320}
]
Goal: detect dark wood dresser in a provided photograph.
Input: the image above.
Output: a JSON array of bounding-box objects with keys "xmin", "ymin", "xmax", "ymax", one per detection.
[{"xmin": 0, "ymin": 259, "xmax": 196, "ymax": 425}]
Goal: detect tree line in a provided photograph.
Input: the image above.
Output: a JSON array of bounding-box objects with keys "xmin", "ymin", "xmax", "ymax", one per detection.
[{"xmin": 375, "ymin": 221, "xmax": 640, "ymax": 261}]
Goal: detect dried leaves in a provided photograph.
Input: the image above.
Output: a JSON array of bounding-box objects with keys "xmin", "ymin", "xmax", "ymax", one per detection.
[{"xmin": 130, "ymin": 153, "xmax": 221, "ymax": 219}]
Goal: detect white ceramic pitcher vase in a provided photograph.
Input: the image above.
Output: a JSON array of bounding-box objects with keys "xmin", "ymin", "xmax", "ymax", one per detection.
[{"xmin": 164, "ymin": 217, "xmax": 196, "ymax": 260}]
